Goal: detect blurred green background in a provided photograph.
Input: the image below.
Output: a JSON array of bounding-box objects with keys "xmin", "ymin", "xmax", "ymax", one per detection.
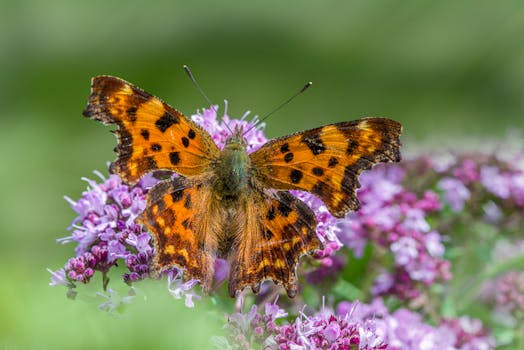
[{"xmin": 1, "ymin": 0, "xmax": 523, "ymax": 348}]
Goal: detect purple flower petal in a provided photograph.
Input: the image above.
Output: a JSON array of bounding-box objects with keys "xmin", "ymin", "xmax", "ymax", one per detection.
[{"xmin": 438, "ymin": 177, "xmax": 471, "ymax": 212}]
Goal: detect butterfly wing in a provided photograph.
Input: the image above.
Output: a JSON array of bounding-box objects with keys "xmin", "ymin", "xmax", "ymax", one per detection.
[
  {"xmin": 136, "ymin": 176, "xmax": 219, "ymax": 292},
  {"xmin": 228, "ymin": 190, "xmax": 320, "ymax": 297},
  {"xmin": 249, "ymin": 118, "xmax": 402, "ymax": 218},
  {"xmin": 83, "ymin": 75, "xmax": 220, "ymax": 185}
]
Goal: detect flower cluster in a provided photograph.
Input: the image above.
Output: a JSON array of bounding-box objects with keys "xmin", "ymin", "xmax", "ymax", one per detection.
[
  {"xmin": 491, "ymin": 270, "xmax": 524, "ymax": 321},
  {"xmin": 438, "ymin": 317, "xmax": 495, "ymax": 350},
  {"xmin": 216, "ymin": 298, "xmax": 494, "ymax": 350},
  {"xmin": 422, "ymin": 138, "xmax": 524, "ymax": 224},
  {"xmin": 337, "ymin": 299, "xmax": 494, "ymax": 350},
  {"xmin": 274, "ymin": 309, "xmax": 388, "ymax": 349},
  {"xmin": 55, "ymin": 171, "xmax": 156, "ymax": 288},
  {"xmin": 336, "ymin": 165, "xmax": 451, "ymax": 301},
  {"xmin": 213, "ymin": 303, "xmax": 288, "ymax": 350},
  {"xmin": 317, "ymin": 135, "xmax": 524, "ymax": 304},
  {"xmin": 482, "ymin": 239, "xmax": 524, "ymax": 328}
]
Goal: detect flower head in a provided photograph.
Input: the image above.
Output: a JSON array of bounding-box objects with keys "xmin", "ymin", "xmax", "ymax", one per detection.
[
  {"xmin": 218, "ymin": 299, "xmax": 494, "ymax": 350},
  {"xmin": 274, "ymin": 310, "xmax": 388, "ymax": 350},
  {"xmin": 336, "ymin": 164, "xmax": 450, "ymax": 300},
  {"xmin": 336, "ymin": 299, "xmax": 494, "ymax": 350},
  {"xmin": 438, "ymin": 177, "xmax": 471, "ymax": 212}
]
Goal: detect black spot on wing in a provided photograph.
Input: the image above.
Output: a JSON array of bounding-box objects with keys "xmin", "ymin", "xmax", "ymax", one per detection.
[
  {"xmin": 126, "ymin": 107, "xmax": 137, "ymax": 122},
  {"xmin": 290, "ymin": 169, "xmax": 303, "ymax": 184},
  {"xmin": 169, "ymin": 152, "xmax": 180, "ymax": 166},
  {"xmin": 140, "ymin": 129, "xmax": 150, "ymax": 140},
  {"xmin": 188, "ymin": 129, "xmax": 196, "ymax": 139},
  {"xmin": 184, "ymin": 194, "xmax": 192, "ymax": 209},
  {"xmin": 301, "ymin": 131, "xmax": 325, "ymax": 155},
  {"xmin": 181, "ymin": 137, "xmax": 190, "ymax": 148},
  {"xmin": 171, "ymin": 189, "xmax": 184, "ymax": 203},
  {"xmin": 266, "ymin": 206, "xmax": 276, "ymax": 220},
  {"xmin": 346, "ymin": 140, "xmax": 359, "ymax": 155},
  {"xmin": 144, "ymin": 156, "xmax": 157, "ymax": 169},
  {"xmin": 284, "ymin": 152, "xmax": 294, "ymax": 163},
  {"xmin": 151, "ymin": 143, "xmax": 162, "ymax": 152},
  {"xmin": 311, "ymin": 181, "xmax": 326, "ymax": 198},
  {"xmin": 277, "ymin": 201, "xmax": 292, "ymax": 217},
  {"xmin": 280, "ymin": 143, "xmax": 289, "ymax": 153},
  {"xmin": 328, "ymin": 157, "xmax": 338, "ymax": 168},
  {"xmin": 155, "ymin": 112, "xmax": 180, "ymax": 132},
  {"xmin": 292, "ymin": 241, "xmax": 304, "ymax": 253},
  {"xmin": 263, "ymin": 229, "xmax": 274, "ymax": 240},
  {"xmin": 163, "ymin": 208, "xmax": 176, "ymax": 226},
  {"xmin": 312, "ymin": 167, "xmax": 324, "ymax": 176},
  {"xmin": 175, "ymin": 252, "xmax": 189, "ymax": 267}
]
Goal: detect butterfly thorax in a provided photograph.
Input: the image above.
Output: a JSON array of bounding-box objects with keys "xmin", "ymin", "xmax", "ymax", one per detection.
[{"xmin": 212, "ymin": 133, "xmax": 250, "ymax": 202}]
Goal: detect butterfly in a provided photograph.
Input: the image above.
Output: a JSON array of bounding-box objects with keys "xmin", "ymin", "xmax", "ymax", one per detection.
[{"xmin": 83, "ymin": 75, "xmax": 402, "ymax": 298}]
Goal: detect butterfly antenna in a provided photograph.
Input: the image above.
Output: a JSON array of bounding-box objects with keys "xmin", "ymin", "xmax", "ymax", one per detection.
[
  {"xmin": 243, "ymin": 81, "xmax": 312, "ymax": 136},
  {"xmin": 183, "ymin": 65, "xmax": 233, "ymax": 133}
]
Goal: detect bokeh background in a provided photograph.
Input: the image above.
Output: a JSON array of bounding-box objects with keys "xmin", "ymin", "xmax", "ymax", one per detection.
[{"xmin": 1, "ymin": 0, "xmax": 523, "ymax": 348}]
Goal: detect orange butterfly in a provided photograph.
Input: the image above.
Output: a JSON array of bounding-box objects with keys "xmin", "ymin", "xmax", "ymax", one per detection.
[{"xmin": 83, "ymin": 76, "xmax": 402, "ymax": 297}]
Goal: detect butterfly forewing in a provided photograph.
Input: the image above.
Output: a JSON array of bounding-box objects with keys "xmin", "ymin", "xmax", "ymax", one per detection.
[
  {"xmin": 83, "ymin": 76, "xmax": 220, "ymax": 185},
  {"xmin": 249, "ymin": 118, "xmax": 402, "ymax": 218}
]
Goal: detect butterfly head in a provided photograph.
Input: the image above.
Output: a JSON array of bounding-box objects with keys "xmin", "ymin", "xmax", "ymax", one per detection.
[{"xmin": 224, "ymin": 124, "xmax": 248, "ymax": 149}]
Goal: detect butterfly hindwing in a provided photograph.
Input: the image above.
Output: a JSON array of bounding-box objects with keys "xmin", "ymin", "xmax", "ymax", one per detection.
[
  {"xmin": 83, "ymin": 76, "xmax": 220, "ymax": 185},
  {"xmin": 136, "ymin": 177, "xmax": 218, "ymax": 292},
  {"xmin": 250, "ymin": 118, "xmax": 402, "ymax": 218},
  {"xmin": 228, "ymin": 190, "xmax": 320, "ymax": 297}
]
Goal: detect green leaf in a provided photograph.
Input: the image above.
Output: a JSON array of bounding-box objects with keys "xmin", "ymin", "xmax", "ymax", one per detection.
[{"xmin": 332, "ymin": 279, "xmax": 363, "ymax": 301}]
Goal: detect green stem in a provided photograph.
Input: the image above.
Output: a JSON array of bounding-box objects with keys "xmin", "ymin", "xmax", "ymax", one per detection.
[{"xmin": 102, "ymin": 271, "xmax": 110, "ymax": 291}]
